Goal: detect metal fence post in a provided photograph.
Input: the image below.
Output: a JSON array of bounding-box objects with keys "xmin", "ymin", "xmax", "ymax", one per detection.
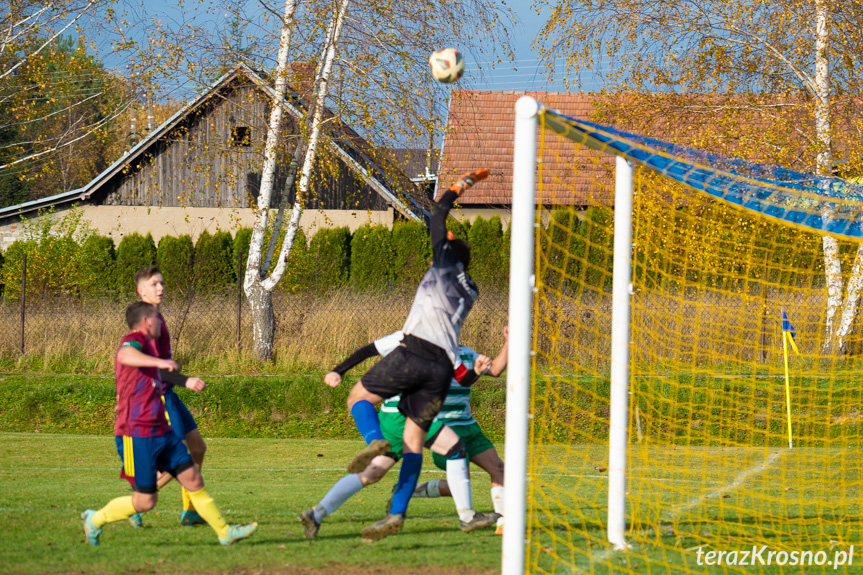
[
  {"xmin": 237, "ymin": 250, "xmax": 242, "ymax": 350},
  {"xmin": 19, "ymin": 253, "xmax": 26, "ymax": 354}
]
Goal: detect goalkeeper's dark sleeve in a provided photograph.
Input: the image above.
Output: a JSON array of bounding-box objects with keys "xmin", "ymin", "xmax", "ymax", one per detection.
[
  {"xmin": 453, "ymin": 363, "xmax": 480, "ymax": 387},
  {"xmin": 160, "ymin": 369, "xmax": 189, "ymax": 388},
  {"xmin": 431, "ymin": 190, "xmax": 457, "ymax": 242},
  {"xmin": 332, "ymin": 343, "xmax": 380, "ymax": 377}
]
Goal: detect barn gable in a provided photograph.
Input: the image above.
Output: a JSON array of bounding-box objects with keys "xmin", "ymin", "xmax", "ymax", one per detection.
[{"xmin": 0, "ymin": 64, "xmax": 430, "ymax": 228}]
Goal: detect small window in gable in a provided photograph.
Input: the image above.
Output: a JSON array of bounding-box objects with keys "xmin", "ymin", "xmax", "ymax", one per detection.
[{"xmin": 231, "ymin": 126, "xmax": 251, "ymax": 147}]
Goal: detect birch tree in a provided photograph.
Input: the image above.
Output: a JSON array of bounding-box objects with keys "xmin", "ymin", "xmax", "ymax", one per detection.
[
  {"xmin": 243, "ymin": 0, "xmax": 352, "ymax": 361},
  {"xmin": 535, "ymin": 0, "xmax": 863, "ymax": 353},
  {"xmin": 129, "ymin": 0, "xmax": 513, "ymax": 360}
]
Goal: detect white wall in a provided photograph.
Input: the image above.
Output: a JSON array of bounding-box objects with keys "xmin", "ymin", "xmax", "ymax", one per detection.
[{"xmin": 0, "ymin": 204, "xmax": 397, "ymax": 249}]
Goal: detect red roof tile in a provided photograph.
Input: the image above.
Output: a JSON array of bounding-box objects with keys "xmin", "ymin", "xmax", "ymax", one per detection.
[{"xmin": 438, "ymin": 91, "xmax": 615, "ymax": 206}]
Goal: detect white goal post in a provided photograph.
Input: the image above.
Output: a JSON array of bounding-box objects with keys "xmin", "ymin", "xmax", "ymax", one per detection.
[{"xmin": 503, "ymin": 96, "xmax": 635, "ymax": 572}]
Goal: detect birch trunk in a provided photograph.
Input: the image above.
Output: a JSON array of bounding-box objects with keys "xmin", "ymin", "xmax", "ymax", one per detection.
[
  {"xmin": 244, "ymin": 0, "xmax": 298, "ymax": 360},
  {"xmin": 836, "ymin": 245, "xmax": 863, "ymax": 353},
  {"xmin": 246, "ymin": 0, "xmax": 351, "ymax": 358},
  {"xmin": 815, "ymin": 0, "xmax": 841, "ymax": 354},
  {"xmin": 264, "ymin": 0, "xmax": 351, "ymax": 290}
]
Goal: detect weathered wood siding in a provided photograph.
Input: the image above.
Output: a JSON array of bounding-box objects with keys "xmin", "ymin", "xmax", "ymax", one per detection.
[{"xmin": 96, "ymin": 77, "xmax": 387, "ymax": 211}]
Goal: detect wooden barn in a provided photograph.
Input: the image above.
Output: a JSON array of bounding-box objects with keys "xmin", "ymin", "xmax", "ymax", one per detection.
[{"xmin": 0, "ymin": 63, "xmax": 430, "ymax": 248}]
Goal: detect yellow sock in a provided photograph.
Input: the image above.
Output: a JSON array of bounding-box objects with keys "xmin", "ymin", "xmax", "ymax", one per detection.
[
  {"xmin": 187, "ymin": 487, "xmax": 228, "ymax": 539},
  {"xmin": 92, "ymin": 496, "xmax": 137, "ymax": 527},
  {"xmin": 181, "ymin": 487, "xmax": 195, "ymax": 512}
]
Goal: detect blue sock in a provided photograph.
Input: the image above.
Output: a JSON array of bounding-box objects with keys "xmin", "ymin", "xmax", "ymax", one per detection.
[
  {"xmin": 390, "ymin": 452, "xmax": 422, "ymax": 515},
  {"xmin": 350, "ymin": 400, "xmax": 384, "ymax": 444}
]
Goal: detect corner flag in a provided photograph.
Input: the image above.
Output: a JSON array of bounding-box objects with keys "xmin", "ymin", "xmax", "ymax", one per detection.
[
  {"xmin": 780, "ymin": 308, "xmax": 798, "ymax": 449},
  {"xmin": 782, "ymin": 309, "xmax": 800, "ymax": 355}
]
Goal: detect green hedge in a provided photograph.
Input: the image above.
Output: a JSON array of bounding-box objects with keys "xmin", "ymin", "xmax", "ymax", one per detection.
[
  {"xmin": 157, "ymin": 234, "xmax": 195, "ymax": 294},
  {"xmin": 308, "ymin": 226, "xmax": 351, "ymax": 293},
  {"xmin": 116, "ymin": 233, "xmax": 156, "ymax": 294},
  {"xmin": 7, "ymin": 206, "xmax": 835, "ymax": 300},
  {"xmin": 350, "ymin": 224, "xmax": 393, "ymax": 291},
  {"xmin": 392, "ymin": 220, "xmax": 431, "ymax": 288}
]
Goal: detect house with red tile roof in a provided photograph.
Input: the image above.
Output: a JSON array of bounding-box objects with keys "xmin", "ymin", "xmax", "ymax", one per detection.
[{"xmin": 437, "ymin": 90, "xmax": 616, "ymax": 226}]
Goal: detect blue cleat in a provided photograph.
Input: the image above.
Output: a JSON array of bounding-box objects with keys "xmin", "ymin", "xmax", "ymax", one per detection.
[
  {"xmin": 128, "ymin": 512, "xmax": 144, "ymax": 529},
  {"xmin": 180, "ymin": 510, "xmax": 207, "ymax": 526},
  {"xmin": 81, "ymin": 510, "xmax": 102, "ymax": 546},
  {"xmin": 219, "ymin": 522, "xmax": 258, "ymax": 546}
]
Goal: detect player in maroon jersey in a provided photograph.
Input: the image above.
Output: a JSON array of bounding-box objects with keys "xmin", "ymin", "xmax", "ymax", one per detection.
[
  {"xmin": 81, "ymin": 302, "xmax": 257, "ymax": 546},
  {"xmin": 129, "ymin": 265, "xmax": 208, "ymax": 527}
]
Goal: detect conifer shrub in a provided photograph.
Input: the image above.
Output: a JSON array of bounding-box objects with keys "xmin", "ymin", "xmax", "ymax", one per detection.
[
  {"xmin": 543, "ymin": 209, "xmax": 584, "ymax": 294},
  {"xmin": 392, "ymin": 220, "xmax": 431, "ymax": 288},
  {"xmin": 157, "ymin": 234, "xmax": 195, "ymax": 295},
  {"xmin": 448, "ymin": 217, "xmax": 471, "ymax": 241},
  {"xmin": 233, "ymin": 227, "xmax": 253, "ymax": 280},
  {"xmin": 278, "ymin": 228, "xmax": 314, "ymax": 293},
  {"xmin": 308, "ymin": 226, "xmax": 351, "ymax": 293},
  {"xmin": 194, "ymin": 230, "xmax": 235, "ymax": 292},
  {"xmin": 580, "ymin": 206, "xmax": 614, "ymax": 288},
  {"xmin": 467, "ymin": 215, "xmax": 506, "ymax": 289},
  {"xmin": 116, "ymin": 232, "xmax": 157, "ymax": 294},
  {"xmin": 350, "ymin": 224, "xmax": 393, "ymax": 291},
  {"xmin": 76, "ymin": 235, "xmax": 116, "ymax": 297}
]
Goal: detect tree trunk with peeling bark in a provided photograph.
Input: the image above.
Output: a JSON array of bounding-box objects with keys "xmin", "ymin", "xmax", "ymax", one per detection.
[
  {"xmin": 243, "ymin": 0, "xmax": 298, "ymax": 361},
  {"xmin": 244, "ymin": 0, "xmax": 350, "ymax": 360},
  {"xmin": 816, "ymin": 0, "xmax": 841, "ymax": 353}
]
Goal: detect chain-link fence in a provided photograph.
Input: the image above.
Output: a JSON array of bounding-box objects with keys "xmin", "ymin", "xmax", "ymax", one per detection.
[{"xmin": 0, "ymin": 254, "xmax": 510, "ymax": 370}]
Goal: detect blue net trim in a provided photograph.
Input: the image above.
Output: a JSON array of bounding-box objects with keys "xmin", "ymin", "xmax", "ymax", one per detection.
[{"xmin": 542, "ymin": 108, "xmax": 863, "ymax": 239}]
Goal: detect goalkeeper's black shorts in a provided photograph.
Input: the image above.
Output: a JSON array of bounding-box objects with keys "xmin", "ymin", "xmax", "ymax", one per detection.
[{"xmin": 360, "ymin": 335, "xmax": 452, "ymax": 431}]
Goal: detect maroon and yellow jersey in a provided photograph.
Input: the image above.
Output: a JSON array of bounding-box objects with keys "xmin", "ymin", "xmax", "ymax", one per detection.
[{"xmin": 114, "ymin": 331, "xmax": 171, "ymax": 438}]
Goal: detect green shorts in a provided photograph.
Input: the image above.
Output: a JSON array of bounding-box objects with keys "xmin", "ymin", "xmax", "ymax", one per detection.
[{"xmin": 379, "ymin": 411, "xmax": 494, "ymax": 471}]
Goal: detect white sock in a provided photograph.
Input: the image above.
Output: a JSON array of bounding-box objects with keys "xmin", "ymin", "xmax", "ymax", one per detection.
[
  {"xmin": 314, "ymin": 473, "xmax": 363, "ymax": 523},
  {"xmin": 414, "ymin": 479, "xmax": 442, "ymax": 498},
  {"xmin": 446, "ymin": 457, "xmax": 474, "ymax": 522},
  {"xmin": 491, "ymin": 486, "xmax": 505, "ymax": 524}
]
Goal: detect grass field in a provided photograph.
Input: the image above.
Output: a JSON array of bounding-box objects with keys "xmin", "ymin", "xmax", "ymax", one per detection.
[{"xmin": 1, "ymin": 433, "xmax": 503, "ymax": 574}]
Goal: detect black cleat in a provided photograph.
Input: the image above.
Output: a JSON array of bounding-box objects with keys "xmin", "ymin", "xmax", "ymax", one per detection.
[
  {"xmin": 299, "ymin": 508, "xmax": 320, "ymax": 539},
  {"xmin": 459, "ymin": 512, "xmax": 500, "ymax": 533},
  {"xmin": 347, "ymin": 438, "xmax": 391, "ymax": 474},
  {"xmin": 361, "ymin": 513, "xmax": 405, "ymax": 542}
]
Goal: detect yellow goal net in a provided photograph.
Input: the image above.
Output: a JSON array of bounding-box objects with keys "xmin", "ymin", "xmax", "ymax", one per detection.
[{"xmin": 507, "ymin": 98, "xmax": 863, "ymax": 574}]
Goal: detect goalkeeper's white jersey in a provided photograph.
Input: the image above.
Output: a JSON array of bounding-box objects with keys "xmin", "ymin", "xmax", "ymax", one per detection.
[{"xmin": 378, "ymin": 338, "xmax": 479, "ymax": 427}]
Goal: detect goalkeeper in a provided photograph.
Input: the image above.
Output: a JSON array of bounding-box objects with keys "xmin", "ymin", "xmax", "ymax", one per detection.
[
  {"xmin": 301, "ymin": 330, "xmax": 503, "ymax": 539},
  {"xmin": 340, "ymin": 169, "xmax": 489, "ymax": 541}
]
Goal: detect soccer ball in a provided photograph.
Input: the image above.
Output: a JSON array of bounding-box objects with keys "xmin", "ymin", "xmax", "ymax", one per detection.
[{"xmin": 428, "ymin": 48, "xmax": 465, "ymax": 84}]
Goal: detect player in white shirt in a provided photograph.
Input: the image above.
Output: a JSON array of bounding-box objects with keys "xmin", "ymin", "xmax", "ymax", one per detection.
[
  {"xmin": 301, "ymin": 329, "xmax": 506, "ymax": 539},
  {"xmin": 334, "ymin": 169, "xmax": 489, "ymax": 541}
]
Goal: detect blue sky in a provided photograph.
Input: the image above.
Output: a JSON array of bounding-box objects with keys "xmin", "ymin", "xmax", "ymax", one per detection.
[{"xmin": 82, "ymin": 1, "xmax": 597, "ymax": 97}]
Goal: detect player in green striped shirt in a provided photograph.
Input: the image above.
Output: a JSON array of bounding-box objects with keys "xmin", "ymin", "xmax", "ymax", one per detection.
[{"xmin": 408, "ymin": 328, "xmax": 508, "ymax": 534}]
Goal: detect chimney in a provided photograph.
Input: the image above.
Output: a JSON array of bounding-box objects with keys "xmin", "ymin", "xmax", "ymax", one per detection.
[{"xmin": 289, "ymin": 61, "xmax": 317, "ymax": 100}]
